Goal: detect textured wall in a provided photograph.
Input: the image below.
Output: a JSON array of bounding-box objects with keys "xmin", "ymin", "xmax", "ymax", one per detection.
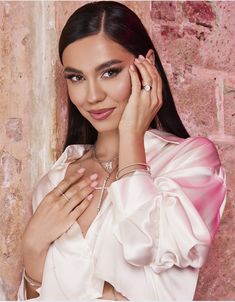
[
  {"xmin": 150, "ymin": 2, "xmax": 235, "ymax": 299},
  {"xmin": 0, "ymin": 1, "xmax": 234, "ymax": 300},
  {"xmin": 0, "ymin": 2, "xmax": 57, "ymax": 300}
]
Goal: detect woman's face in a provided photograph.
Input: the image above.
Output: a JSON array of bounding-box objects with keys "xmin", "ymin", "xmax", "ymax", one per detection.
[{"xmin": 62, "ymin": 33, "xmax": 135, "ymax": 133}]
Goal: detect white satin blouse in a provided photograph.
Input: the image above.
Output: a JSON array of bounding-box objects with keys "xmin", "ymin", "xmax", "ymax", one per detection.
[{"xmin": 18, "ymin": 129, "xmax": 226, "ymax": 301}]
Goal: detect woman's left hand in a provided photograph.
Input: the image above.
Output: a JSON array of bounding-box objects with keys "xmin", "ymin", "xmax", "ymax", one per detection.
[{"xmin": 118, "ymin": 54, "xmax": 162, "ymax": 135}]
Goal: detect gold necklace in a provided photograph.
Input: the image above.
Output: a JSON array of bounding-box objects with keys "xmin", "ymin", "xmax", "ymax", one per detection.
[
  {"xmin": 93, "ymin": 147, "xmax": 119, "ymax": 174},
  {"xmin": 92, "ymin": 147, "xmax": 118, "ymax": 212}
]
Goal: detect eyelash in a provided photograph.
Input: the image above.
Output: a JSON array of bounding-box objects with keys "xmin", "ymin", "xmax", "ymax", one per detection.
[
  {"xmin": 64, "ymin": 67, "xmax": 122, "ymax": 83},
  {"xmin": 102, "ymin": 67, "xmax": 122, "ymax": 78}
]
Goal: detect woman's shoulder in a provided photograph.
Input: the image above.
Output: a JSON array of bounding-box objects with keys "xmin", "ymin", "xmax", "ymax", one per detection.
[
  {"xmin": 145, "ymin": 129, "xmax": 221, "ymax": 168},
  {"xmin": 145, "ymin": 129, "xmax": 217, "ymax": 151}
]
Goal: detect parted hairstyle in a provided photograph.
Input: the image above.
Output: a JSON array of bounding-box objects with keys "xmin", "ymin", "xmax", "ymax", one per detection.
[{"xmin": 59, "ymin": 1, "xmax": 190, "ymax": 148}]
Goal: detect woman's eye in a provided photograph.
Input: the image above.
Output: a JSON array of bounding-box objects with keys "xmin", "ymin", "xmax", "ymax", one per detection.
[
  {"xmin": 65, "ymin": 74, "xmax": 84, "ymax": 83},
  {"xmin": 102, "ymin": 68, "xmax": 121, "ymax": 79}
]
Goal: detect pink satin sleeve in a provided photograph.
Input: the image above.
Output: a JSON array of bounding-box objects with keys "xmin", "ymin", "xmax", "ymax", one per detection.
[{"xmin": 108, "ymin": 137, "xmax": 226, "ymax": 273}]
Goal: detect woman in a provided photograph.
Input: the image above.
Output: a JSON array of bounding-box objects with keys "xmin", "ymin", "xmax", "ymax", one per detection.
[{"xmin": 18, "ymin": 1, "xmax": 226, "ymax": 301}]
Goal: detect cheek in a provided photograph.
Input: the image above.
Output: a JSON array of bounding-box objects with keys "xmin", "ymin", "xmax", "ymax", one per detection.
[
  {"xmin": 67, "ymin": 84, "xmax": 86, "ymax": 107},
  {"xmin": 108, "ymin": 70, "xmax": 132, "ymax": 104}
]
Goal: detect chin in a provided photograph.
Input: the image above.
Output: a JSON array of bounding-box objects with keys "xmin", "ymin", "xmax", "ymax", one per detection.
[
  {"xmin": 89, "ymin": 120, "xmax": 119, "ymax": 134},
  {"xmin": 93, "ymin": 125, "xmax": 119, "ymax": 134}
]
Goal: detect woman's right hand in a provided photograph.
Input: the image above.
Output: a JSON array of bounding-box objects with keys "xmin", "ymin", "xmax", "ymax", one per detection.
[{"xmin": 22, "ymin": 167, "xmax": 97, "ymax": 285}]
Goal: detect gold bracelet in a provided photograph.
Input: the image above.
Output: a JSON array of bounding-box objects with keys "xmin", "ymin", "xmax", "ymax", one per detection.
[
  {"xmin": 116, "ymin": 163, "xmax": 151, "ymax": 180},
  {"xmin": 24, "ymin": 270, "xmax": 42, "ymax": 290},
  {"xmin": 116, "ymin": 168, "xmax": 151, "ymax": 180}
]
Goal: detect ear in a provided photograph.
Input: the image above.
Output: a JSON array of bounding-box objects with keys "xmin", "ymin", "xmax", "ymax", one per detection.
[{"xmin": 146, "ymin": 49, "xmax": 155, "ymax": 65}]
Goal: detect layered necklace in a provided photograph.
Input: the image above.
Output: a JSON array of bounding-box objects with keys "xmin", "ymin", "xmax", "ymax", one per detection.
[{"xmin": 92, "ymin": 146, "xmax": 118, "ymax": 212}]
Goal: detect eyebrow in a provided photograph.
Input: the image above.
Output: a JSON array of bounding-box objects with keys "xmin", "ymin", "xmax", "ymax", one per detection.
[{"xmin": 64, "ymin": 59, "xmax": 123, "ymax": 74}]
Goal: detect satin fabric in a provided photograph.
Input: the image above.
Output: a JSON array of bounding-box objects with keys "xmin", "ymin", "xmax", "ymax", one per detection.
[{"xmin": 18, "ymin": 129, "xmax": 226, "ymax": 301}]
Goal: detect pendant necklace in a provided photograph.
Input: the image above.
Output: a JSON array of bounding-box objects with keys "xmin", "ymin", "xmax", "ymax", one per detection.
[{"xmin": 92, "ymin": 147, "xmax": 118, "ymax": 212}]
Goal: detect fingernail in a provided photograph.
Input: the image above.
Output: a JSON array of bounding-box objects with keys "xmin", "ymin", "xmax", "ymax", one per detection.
[
  {"xmin": 78, "ymin": 167, "xmax": 85, "ymax": 174},
  {"xmin": 90, "ymin": 173, "xmax": 98, "ymax": 180},
  {"xmin": 146, "ymin": 58, "xmax": 152, "ymax": 64},
  {"xmin": 87, "ymin": 194, "xmax": 93, "ymax": 200},
  {"xmin": 135, "ymin": 58, "xmax": 140, "ymax": 63},
  {"xmin": 129, "ymin": 64, "xmax": 135, "ymax": 71},
  {"xmin": 90, "ymin": 181, "xmax": 98, "ymax": 188},
  {"xmin": 139, "ymin": 54, "xmax": 145, "ymax": 61}
]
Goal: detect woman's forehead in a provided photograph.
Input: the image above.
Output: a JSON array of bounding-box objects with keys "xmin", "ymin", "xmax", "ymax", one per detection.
[{"xmin": 62, "ymin": 33, "xmax": 133, "ymax": 69}]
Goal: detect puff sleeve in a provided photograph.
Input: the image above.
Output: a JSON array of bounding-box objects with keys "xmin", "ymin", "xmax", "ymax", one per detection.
[{"xmin": 108, "ymin": 137, "xmax": 226, "ymax": 273}]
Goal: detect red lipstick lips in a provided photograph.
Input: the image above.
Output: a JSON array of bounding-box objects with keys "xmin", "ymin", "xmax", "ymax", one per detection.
[{"xmin": 89, "ymin": 108, "xmax": 115, "ymax": 120}]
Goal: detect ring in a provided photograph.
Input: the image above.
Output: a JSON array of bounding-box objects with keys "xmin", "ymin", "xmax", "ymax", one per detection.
[
  {"xmin": 56, "ymin": 186, "xmax": 70, "ymax": 202},
  {"xmin": 61, "ymin": 192, "xmax": 70, "ymax": 202},
  {"xmin": 142, "ymin": 84, "xmax": 152, "ymax": 92}
]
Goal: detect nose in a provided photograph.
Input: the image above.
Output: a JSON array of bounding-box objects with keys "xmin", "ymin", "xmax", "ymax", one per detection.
[{"xmin": 87, "ymin": 79, "xmax": 106, "ymax": 104}]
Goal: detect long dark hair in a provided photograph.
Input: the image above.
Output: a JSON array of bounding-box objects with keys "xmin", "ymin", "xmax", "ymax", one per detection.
[{"xmin": 59, "ymin": 1, "xmax": 190, "ymax": 148}]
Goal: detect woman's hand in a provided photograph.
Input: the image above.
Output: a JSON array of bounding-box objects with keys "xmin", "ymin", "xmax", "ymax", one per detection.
[
  {"xmin": 118, "ymin": 54, "xmax": 163, "ymax": 136},
  {"xmin": 22, "ymin": 168, "xmax": 97, "ymax": 285},
  {"xmin": 23, "ymin": 168, "xmax": 97, "ymax": 250}
]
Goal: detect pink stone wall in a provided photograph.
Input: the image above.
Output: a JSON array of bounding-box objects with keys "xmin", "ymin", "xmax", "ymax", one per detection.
[
  {"xmin": 150, "ymin": 2, "xmax": 235, "ymax": 299},
  {"xmin": 0, "ymin": 1, "xmax": 234, "ymax": 300}
]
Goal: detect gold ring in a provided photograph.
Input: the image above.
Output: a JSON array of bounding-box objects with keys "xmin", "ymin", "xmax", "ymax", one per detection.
[
  {"xmin": 57, "ymin": 186, "xmax": 70, "ymax": 201},
  {"xmin": 61, "ymin": 192, "xmax": 70, "ymax": 202}
]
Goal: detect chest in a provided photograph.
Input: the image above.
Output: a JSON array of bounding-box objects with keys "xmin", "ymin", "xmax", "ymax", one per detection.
[
  {"xmin": 76, "ymin": 180, "xmax": 110, "ymax": 237},
  {"xmin": 66, "ymin": 158, "xmax": 117, "ymax": 237}
]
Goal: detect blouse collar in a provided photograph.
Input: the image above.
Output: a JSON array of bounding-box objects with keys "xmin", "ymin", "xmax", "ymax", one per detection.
[
  {"xmin": 54, "ymin": 129, "xmax": 184, "ymax": 166},
  {"xmin": 145, "ymin": 129, "xmax": 184, "ymax": 144}
]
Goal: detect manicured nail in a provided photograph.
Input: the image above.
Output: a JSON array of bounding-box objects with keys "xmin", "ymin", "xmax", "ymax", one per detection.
[
  {"xmin": 135, "ymin": 58, "xmax": 140, "ymax": 63},
  {"xmin": 129, "ymin": 64, "xmax": 135, "ymax": 71},
  {"xmin": 78, "ymin": 167, "xmax": 85, "ymax": 174},
  {"xmin": 87, "ymin": 194, "xmax": 93, "ymax": 200},
  {"xmin": 90, "ymin": 173, "xmax": 98, "ymax": 180},
  {"xmin": 139, "ymin": 54, "xmax": 145, "ymax": 61},
  {"xmin": 90, "ymin": 181, "xmax": 98, "ymax": 188}
]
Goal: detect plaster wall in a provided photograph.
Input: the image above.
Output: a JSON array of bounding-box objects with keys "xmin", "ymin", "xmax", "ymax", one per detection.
[
  {"xmin": 0, "ymin": 1, "xmax": 234, "ymax": 300},
  {"xmin": 0, "ymin": 2, "xmax": 56, "ymax": 299}
]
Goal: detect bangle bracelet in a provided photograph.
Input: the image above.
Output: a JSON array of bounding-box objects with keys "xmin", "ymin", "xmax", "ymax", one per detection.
[
  {"xmin": 116, "ymin": 163, "xmax": 151, "ymax": 180},
  {"xmin": 24, "ymin": 270, "xmax": 42, "ymax": 290},
  {"xmin": 116, "ymin": 168, "xmax": 151, "ymax": 180}
]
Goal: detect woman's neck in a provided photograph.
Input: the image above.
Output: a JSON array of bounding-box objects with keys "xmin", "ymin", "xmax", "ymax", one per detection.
[{"xmin": 94, "ymin": 130, "xmax": 119, "ymax": 160}]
